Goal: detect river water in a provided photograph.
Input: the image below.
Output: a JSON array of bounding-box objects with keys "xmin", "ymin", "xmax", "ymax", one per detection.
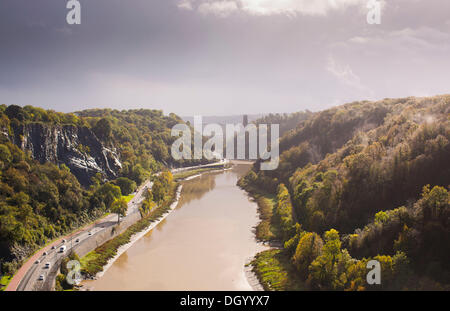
[{"xmin": 82, "ymin": 164, "xmax": 265, "ymax": 290}]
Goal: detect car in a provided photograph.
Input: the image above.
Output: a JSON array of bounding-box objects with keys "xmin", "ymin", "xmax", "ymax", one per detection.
[
  {"xmin": 88, "ymin": 232, "xmax": 92, "ymax": 236},
  {"xmin": 62, "ymin": 239, "xmax": 66, "ymax": 243},
  {"xmin": 75, "ymin": 238, "xmax": 80, "ymax": 243},
  {"xmin": 42, "ymin": 251, "xmax": 48, "ymax": 256},
  {"xmin": 35, "ymin": 259, "xmax": 40, "ymax": 264},
  {"xmin": 44, "ymin": 263, "xmax": 51, "ymax": 269},
  {"xmin": 38, "ymin": 275, "xmax": 45, "ymax": 281},
  {"xmin": 59, "ymin": 246, "xmax": 66, "ymax": 253},
  {"xmin": 51, "ymin": 246, "xmax": 56, "ymax": 250}
]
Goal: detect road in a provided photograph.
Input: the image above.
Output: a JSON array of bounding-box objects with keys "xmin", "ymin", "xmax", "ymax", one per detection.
[
  {"xmin": 6, "ymin": 177, "xmax": 153, "ymax": 291},
  {"xmin": 6, "ymin": 161, "xmax": 228, "ymax": 291}
]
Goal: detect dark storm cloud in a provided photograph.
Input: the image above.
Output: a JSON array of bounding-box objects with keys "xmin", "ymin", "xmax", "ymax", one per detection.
[{"xmin": 0, "ymin": 0, "xmax": 449, "ymax": 115}]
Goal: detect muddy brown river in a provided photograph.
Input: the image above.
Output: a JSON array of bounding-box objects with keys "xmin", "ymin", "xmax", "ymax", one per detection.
[{"xmin": 82, "ymin": 164, "xmax": 265, "ymax": 290}]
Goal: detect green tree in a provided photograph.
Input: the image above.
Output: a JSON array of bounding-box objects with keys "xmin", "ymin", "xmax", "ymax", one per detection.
[
  {"xmin": 0, "ymin": 144, "xmax": 12, "ymax": 163},
  {"xmin": 5, "ymin": 105, "xmax": 26, "ymax": 121},
  {"xmin": 115, "ymin": 177, "xmax": 137, "ymax": 196},
  {"xmin": 111, "ymin": 198, "xmax": 128, "ymax": 223},
  {"xmin": 130, "ymin": 164, "xmax": 147, "ymax": 185},
  {"xmin": 92, "ymin": 118, "xmax": 112, "ymax": 141},
  {"xmin": 144, "ymin": 188, "xmax": 153, "ymax": 202},
  {"xmin": 293, "ymin": 232, "xmax": 323, "ymax": 279},
  {"xmin": 308, "ymin": 229, "xmax": 342, "ymax": 289},
  {"xmin": 151, "ymin": 180, "xmax": 165, "ymax": 203},
  {"xmin": 95, "ymin": 183, "xmax": 121, "ymax": 210}
]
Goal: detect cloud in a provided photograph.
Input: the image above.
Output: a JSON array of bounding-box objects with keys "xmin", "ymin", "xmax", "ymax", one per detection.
[
  {"xmin": 177, "ymin": 0, "xmax": 368, "ymax": 17},
  {"xmin": 326, "ymin": 56, "xmax": 372, "ymax": 94},
  {"xmin": 178, "ymin": 0, "xmax": 194, "ymax": 10},
  {"xmin": 345, "ymin": 26, "xmax": 450, "ymax": 52},
  {"xmin": 240, "ymin": 0, "xmax": 365, "ymax": 16},
  {"xmin": 198, "ymin": 1, "xmax": 238, "ymax": 17}
]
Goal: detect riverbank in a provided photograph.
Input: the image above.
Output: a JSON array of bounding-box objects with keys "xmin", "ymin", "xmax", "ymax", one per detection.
[
  {"xmin": 237, "ymin": 182, "xmax": 304, "ymax": 291},
  {"xmin": 79, "ymin": 165, "xmax": 231, "ymax": 290},
  {"xmin": 235, "ymin": 185, "xmax": 280, "ymax": 291},
  {"xmin": 79, "ymin": 184, "xmax": 183, "ymax": 288},
  {"xmin": 250, "ymin": 249, "xmax": 304, "ymax": 291},
  {"xmin": 78, "ymin": 163, "xmax": 265, "ymax": 291},
  {"xmin": 79, "ymin": 183, "xmax": 180, "ymax": 282},
  {"xmin": 244, "ymin": 256, "xmax": 265, "ymax": 291},
  {"xmin": 236, "ymin": 183, "xmax": 279, "ymax": 242}
]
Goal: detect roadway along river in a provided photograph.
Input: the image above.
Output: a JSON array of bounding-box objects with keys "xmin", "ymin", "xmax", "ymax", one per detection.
[{"xmin": 82, "ymin": 164, "xmax": 266, "ymax": 291}]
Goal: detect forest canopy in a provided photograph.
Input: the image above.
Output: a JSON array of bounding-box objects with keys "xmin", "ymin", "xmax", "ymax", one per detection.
[{"xmin": 240, "ymin": 95, "xmax": 450, "ymax": 290}]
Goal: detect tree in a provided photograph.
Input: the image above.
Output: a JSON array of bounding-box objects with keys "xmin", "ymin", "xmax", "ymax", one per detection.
[
  {"xmin": 95, "ymin": 183, "xmax": 121, "ymax": 210},
  {"xmin": 308, "ymin": 229, "xmax": 342, "ymax": 289},
  {"xmin": 115, "ymin": 177, "xmax": 137, "ymax": 196},
  {"xmin": 293, "ymin": 232, "xmax": 323, "ymax": 278},
  {"xmin": 141, "ymin": 199, "xmax": 156, "ymax": 215},
  {"xmin": 246, "ymin": 171, "xmax": 257, "ymax": 184},
  {"xmin": 92, "ymin": 118, "xmax": 112, "ymax": 141},
  {"xmin": 144, "ymin": 188, "xmax": 153, "ymax": 202},
  {"xmin": 151, "ymin": 180, "xmax": 165, "ymax": 203},
  {"xmin": 420, "ymin": 185, "xmax": 449, "ymax": 222},
  {"xmin": 160, "ymin": 171, "xmax": 173, "ymax": 188},
  {"xmin": 275, "ymin": 184, "xmax": 295, "ymax": 241},
  {"xmin": 5, "ymin": 105, "xmax": 26, "ymax": 121},
  {"xmin": 0, "ymin": 144, "xmax": 11, "ymax": 163},
  {"xmin": 130, "ymin": 164, "xmax": 147, "ymax": 185},
  {"xmin": 111, "ymin": 198, "xmax": 128, "ymax": 223}
]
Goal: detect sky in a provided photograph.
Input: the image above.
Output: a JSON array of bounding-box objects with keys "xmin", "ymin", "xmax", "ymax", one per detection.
[{"xmin": 0, "ymin": 0, "xmax": 449, "ymax": 116}]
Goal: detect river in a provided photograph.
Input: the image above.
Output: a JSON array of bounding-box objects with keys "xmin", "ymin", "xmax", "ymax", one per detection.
[{"xmin": 82, "ymin": 164, "xmax": 266, "ymax": 291}]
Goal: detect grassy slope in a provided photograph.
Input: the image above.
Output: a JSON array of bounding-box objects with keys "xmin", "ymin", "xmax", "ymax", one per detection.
[{"xmin": 251, "ymin": 249, "xmax": 304, "ymax": 291}]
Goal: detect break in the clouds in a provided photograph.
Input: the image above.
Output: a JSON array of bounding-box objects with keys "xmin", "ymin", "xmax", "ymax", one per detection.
[
  {"xmin": 178, "ymin": 0, "xmax": 370, "ymax": 17},
  {"xmin": 0, "ymin": 0, "xmax": 449, "ymax": 116}
]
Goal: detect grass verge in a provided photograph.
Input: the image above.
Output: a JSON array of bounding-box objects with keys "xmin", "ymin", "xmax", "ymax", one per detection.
[
  {"xmin": 251, "ymin": 249, "xmax": 304, "ymax": 291},
  {"xmin": 122, "ymin": 194, "xmax": 135, "ymax": 203},
  {"xmin": 0, "ymin": 275, "xmax": 12, "ymax": 291}
]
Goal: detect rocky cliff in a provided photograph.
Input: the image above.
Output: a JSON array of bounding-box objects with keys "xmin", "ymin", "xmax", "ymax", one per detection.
[{"xmin": 10, "ymin": 123, "xmax": 122, "ymax": 186}]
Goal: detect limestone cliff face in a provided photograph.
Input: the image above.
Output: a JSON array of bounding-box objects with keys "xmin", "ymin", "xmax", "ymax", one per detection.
[{"xmin": 11, "ymin": 123, "xmax": 122, "ymax": 186}]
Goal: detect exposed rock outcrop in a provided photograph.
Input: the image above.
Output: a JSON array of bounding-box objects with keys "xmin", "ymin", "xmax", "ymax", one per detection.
[{"xmin": 10, "ymin": 123, "xmax": 122, "ymax": 186}]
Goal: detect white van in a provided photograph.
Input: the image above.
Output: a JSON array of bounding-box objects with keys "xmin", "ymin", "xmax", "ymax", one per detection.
[{"xmin": 59, "ymin": 245, "xmax": 66, "ymax": 253}]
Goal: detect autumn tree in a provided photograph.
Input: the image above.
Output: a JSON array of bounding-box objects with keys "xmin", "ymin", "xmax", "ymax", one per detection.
[
  {"xmin": 111, "ymin": 198, "xmax": 128, "ymax": 223},
  {"xmin": 293, "ymin": 232, "xmax": 323, "ymax": 279}
]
